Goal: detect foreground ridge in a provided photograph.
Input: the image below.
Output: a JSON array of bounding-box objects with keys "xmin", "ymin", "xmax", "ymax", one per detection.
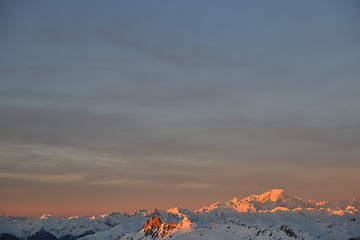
[{"xmin": 1, "ymin": 189, "xmax": 359, "ymax": 240}]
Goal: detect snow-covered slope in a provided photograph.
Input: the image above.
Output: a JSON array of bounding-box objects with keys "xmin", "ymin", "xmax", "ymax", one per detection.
[
  {"xmin": 1, "ymin": 189, "xmax": 359, "ymax": 240},
  {"xmin": 196, "ymin": 189, "xmax": 358, "ymax": 214}
]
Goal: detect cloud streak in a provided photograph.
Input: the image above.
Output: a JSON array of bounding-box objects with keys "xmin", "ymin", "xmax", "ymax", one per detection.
[{"xmin": 0, "ymin": 173, "xmax": 85, "ymax": 183}]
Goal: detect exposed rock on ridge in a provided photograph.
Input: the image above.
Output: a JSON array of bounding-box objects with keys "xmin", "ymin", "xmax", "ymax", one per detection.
[{"xmin": 141, "ymin": 216, "xmax": 196, "ymax": 239}]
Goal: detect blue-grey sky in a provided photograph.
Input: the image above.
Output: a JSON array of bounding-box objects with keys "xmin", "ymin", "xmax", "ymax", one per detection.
[{"xmin": 1, "ymin": 1, "xmax": 359, "ymax": 217}]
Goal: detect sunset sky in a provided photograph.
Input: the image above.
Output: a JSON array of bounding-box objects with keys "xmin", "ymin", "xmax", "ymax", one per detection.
[{"xmin": 1, "ymin": 1, "xmax": 359, "ymax": 218}]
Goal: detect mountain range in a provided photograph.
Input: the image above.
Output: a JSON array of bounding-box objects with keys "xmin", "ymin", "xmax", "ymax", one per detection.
[{"xmin": 1, "ymin": 189, "xmax": 359, "ymax": 240}]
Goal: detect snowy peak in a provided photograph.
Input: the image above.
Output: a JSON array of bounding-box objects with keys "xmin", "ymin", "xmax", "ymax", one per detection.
[
  {"xmin": 166, "ymin": 207, "xmax": 194, "ymax": 219},
  {"xmin": 39, "ymin": 214, "xmax": 55, "ymax": 220},
  {"xmin": 173, "ymin": 216, "xmax": 196, "ymax": 233},
  {"xmin": 237, "ymin": 188, "xmax": 311, "ymax": 211},
  {"xmin": 253, "ymin": 188, "xmax": 287, "ymax": 202},
  {"xmin": 241, "ymin": 188, "xmax": 295, "ymax": 204},
  {"xmin": 196, "ymin": 200, "xmax": 229, "ymax": 213},
  {"xmin": 199, "ymin": 189, "xmax": 314, "ymax": 213},
  {"xmin": 166, "ymin": 207, "xmax": 180, "ymax": 215},
  {"xmin": 197, "ymin": 189, "xmax": 360, "ymax": 215},
  {"xmin": 131, "ymin": 208, "xmax": 149, "ymax": 216}
]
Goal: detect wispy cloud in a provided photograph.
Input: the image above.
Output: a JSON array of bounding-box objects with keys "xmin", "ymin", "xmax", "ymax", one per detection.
[
  {"xmin": 174, "ymin": 182, "xmax": 218, "ymax": 190},
  {"xmin": 0, "ymin": 173, "xmax": 85, "ymax": 183},
  {"xmin": 85, "ymin": 178, "xmax": 151, "ymax": 187}
]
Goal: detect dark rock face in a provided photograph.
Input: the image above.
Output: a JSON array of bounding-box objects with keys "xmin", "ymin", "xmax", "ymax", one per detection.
[
  {"xmin": 279, "ymin": 225, "xmax": 303, "ymax": 240},
  {"xmin": 142, "ymin": 216, "xmax": 163, "ymax": 238},
  {"xmin": 142, "ymin": 216, "xmax": 176, "ymax": 239},
  {"xmin": 159, "ymin": 222, "xmax": 176, "ymax": 238},
  {"xmin": 143, "ymin": 216, "xmax": 163, "ymax": 230},
  {"xmin": 28, "ymin": 230, "xmax": 58, "ymax": 240},
  {"xmin": 0, "ymin": 234, "xmax": 21, "ymax": 240}
]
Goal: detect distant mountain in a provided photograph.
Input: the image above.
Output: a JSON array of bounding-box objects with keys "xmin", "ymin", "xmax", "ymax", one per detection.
[
  {"xmin": 197, "ymin": 189, "xmax": 359, "ymax": 214},
  {"xmin": 1, "ymin": 189, "xmax": 359, "ymax": 240},
  {"xmin": 197, "ymin": 189, "xmax": 313, "ymax": 212}
]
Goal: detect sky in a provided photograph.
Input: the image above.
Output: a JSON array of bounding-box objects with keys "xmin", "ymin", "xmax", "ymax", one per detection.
[{"xmin": 0, "ymin": 1, "xmax": 359, "ymax": 218}]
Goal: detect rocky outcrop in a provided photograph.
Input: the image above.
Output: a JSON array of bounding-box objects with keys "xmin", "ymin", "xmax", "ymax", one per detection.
[
  {"xmin": 279, "ymin": 225, "xmax": 304, "ymax": 240},
  {"xmin": 142, "ymin": 216, "xmax": 176, "ymax": 238},
  {"xmin": 141, "ymin": 216, "xmax": 196, "ymax": 239}
]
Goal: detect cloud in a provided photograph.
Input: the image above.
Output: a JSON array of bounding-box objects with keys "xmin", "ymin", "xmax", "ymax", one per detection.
[
  {"xmin": 174, "ymin": 182, "xmax": 218, "ymax": 190},
  {"xmin": 0, "ymin": 173, "xmax": 85, "ymax": 183},
  {"xmin": 85, "ymin": 178, "xmax": 150, "ymax": 186}
]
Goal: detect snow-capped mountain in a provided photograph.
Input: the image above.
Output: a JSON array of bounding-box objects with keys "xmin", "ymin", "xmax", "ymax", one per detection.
[
  {"xmin": 196, "ymin": 188, "xmax": 360, "ymax": 214},
  {"xmin": 1, "ymin": 189, "xmax": 359, "ymax": 240},
  {"xmin": 197, "ymin": 189, "xmax": 315, "ymax": 213}
]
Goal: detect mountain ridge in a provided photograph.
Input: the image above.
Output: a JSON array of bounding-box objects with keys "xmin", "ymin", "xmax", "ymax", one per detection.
[
  {"xmin": 1, "ymin": 189, "xmax": 359, "ymax": 240},
  {"xmin": 2, "ymin": 188, "xmax": 359, "ymax": 219},
  {"xmin": 196, "ymin": 188, "xmax": 359, "ymax": 214}
]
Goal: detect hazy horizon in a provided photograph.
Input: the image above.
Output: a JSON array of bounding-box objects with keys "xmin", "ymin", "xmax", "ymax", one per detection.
[
  {"xmin": 2, "ymin": 188, "xmax": 359, "ymax": 219},
  {"xmin": 1, "ymin": 1, "xmax": 359, "ymax": 218}
]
